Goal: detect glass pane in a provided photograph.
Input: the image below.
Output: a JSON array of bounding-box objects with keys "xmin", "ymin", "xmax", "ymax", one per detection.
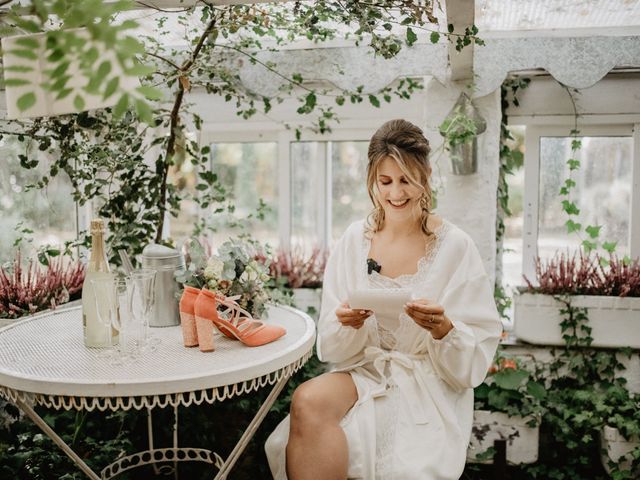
[
  {"xmin": 502, "ymin": 126, "xmax": 526, "ymax": 291},
  {"xmin": 167, "ymin": 139, "xmax": 199, "ymax": 245},
  {"xmin": 209, "ymin": 142, "xmax": 278, "ymax": 246},
  {"xmin": 538, "ymin": 136, "xmax": 632, "ymax": 261},
  {"xmin": 291, "ymin": 142, "xmax": 324, "ymax": 248},
  {"xmin": 331, "ymin": 141, "xmax": 370, "ymax": 242},
  {"xmin": 0, "ymin": 138, "xmax": 77, "ymax": 262}
]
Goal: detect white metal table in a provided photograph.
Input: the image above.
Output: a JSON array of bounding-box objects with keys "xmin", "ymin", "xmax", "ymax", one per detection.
[{"xmin": 0, "ymin": 304, "xmax": 315, "ymax": 479}]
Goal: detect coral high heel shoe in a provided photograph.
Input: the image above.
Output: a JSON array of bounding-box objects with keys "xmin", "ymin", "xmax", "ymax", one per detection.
[
  {"xmin": 193, "ymin": 289, "xmax": 217, "ymax": 352},
  {"xmin": 179, "ymin": 286, "xmax": 200, "ymax": 347},
  {"xmin": 213, "ymin": 294, "xmax": 286, "ymax": 347}
]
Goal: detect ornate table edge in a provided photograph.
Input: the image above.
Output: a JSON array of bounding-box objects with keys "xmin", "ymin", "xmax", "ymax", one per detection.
[{"xmin": 0, "ymin": 348, "xmax": 315, "ymax": 412}]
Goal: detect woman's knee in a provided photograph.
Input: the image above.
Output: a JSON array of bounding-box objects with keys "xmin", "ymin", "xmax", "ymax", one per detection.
[{"xmin": 289, "ymin": 374, "xmax": 356, "ymax": 430}]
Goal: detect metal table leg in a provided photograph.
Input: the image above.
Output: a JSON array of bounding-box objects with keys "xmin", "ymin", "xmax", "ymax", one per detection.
[
  {"xmin": 213, "ymin": 372, "xmax": 292, "ymax": 480},
  {"xmin": 14, "ymin": 397, "xmax": 101, "ymax": 480}
]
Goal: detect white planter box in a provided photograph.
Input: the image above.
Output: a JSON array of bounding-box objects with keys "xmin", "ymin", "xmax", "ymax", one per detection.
[
  {"xmin": 600, "ymin": 425, "xmax": 640, "ymax": 476},
  {"xmin": 514, "ymin": 292, "xmax": 640, "ymax": 349},
  {"xmin": 292, "ymin": 288, "xmax": 322, "ymax": 322},
  {"xmin": 467, "ymin": 410, "xmax": 539, "ymax": 465}
]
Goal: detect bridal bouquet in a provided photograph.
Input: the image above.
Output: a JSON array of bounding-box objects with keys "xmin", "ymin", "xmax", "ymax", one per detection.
[{"xmin": 178, "ymin": 237, "xmax": 273, "ymax": 318}]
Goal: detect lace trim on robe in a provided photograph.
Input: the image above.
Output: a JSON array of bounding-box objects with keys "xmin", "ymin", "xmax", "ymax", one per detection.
[{"xmin": 362, "ymin": 220, "xmax": 451, "ymax": 478}]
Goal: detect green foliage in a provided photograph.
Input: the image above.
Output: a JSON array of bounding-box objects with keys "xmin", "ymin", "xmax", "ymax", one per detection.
[
  {"xmin": 559, "ymin": 88, "xmax": 619, "ymax": 257},
  {"xmin": 2, "ymin": 0, "xmax": 156, "ymax": 122}
]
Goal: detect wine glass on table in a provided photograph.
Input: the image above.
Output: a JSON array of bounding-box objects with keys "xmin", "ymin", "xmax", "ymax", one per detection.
[{"xmin": 128, "ymin": 269, "xmax": 158, "ymax": 353}]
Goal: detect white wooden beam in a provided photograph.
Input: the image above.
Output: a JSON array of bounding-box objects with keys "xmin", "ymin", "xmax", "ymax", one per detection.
[{"xmin": 445, "ymin": 0, "xmax": 475, "ymax": 83}]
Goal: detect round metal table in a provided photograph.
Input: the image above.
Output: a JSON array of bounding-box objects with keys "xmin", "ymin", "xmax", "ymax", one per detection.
[{"xmin": 0, "ymin": 304, "xmax": 316, "ymax": 479}]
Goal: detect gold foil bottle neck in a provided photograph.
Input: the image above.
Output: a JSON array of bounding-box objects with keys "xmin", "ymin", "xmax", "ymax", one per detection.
[{"xmin": 90, "ymin": 219, "xmax": 105, "ymax": 234}]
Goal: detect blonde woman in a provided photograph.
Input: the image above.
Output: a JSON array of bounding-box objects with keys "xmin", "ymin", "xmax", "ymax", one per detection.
[{"xmin": 266, "ymin": 119, "xmax": 502, "ymax": 479}]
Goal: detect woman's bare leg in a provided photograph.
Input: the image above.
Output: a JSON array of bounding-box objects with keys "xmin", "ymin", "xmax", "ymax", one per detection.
[{"xmin": 286, "ymin": 372, "xmax": 358, "ymax": 480}]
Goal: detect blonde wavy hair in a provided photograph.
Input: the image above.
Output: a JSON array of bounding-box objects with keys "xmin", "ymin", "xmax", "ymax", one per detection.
[{"xmin": 365, "ymin": 119, "xmax": 434, "ymax": 238}]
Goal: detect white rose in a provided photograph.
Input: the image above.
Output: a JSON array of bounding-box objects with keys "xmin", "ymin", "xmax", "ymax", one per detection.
[
  {"xmin": 203, "ymin": 266, "xmax": 216, "ymax": 279},
  {"xmin": 206, "ymin": 256, "xmax": 225, "ymax": 278},
  {"xmin": 240, "ymin": 266, "xmax": 259, "ymax": 282}
]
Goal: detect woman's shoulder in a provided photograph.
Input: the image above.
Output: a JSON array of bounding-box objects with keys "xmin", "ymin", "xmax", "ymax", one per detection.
[{"xmin": 439, "ymin": 217, "xmax": 478, "ymax": 253}]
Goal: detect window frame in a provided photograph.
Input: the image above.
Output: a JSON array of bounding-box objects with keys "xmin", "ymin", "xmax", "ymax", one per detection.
[
  {"xmin": 197, "ymin": 127, "xmax": 374, "ymax": 249},
  {"xmin": 522, "ymin": 123, "xmax": 640, "ymax": 282}
]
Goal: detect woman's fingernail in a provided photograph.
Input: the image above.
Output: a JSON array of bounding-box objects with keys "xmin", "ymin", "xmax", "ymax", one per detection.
[{"xmin": 360, "ymin": 310, "xmax": 366, "ymax": 314}]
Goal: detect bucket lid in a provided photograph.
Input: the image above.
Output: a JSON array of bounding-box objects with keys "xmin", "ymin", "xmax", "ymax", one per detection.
[{"xmin": 141, "ymin": 244, "xmax": 184, "ymax": 267}]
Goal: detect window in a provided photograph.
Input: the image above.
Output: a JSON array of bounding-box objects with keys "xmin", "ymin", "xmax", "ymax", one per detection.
[
  {"xmin": 291, "ymin": 140, "xmax": 369, "ymax": 248},
  {"xmin": 0, "ymin": 137, "xmax": 77, "ymax": 261},
  {"xmin": 522, "ymin": 125, "xmax": 636, "ymax": 283}
]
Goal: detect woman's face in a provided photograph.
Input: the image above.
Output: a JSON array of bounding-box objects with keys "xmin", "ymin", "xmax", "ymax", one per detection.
[{"xmin": 375, "ymin": 156, "xmax": 424, "ymax": 224}]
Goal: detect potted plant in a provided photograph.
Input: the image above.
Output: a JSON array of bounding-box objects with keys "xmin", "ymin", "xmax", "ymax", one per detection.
[
  {"xmin": 598, "ymin": 386, "xmax": 640, "ymax": 477},
  {"xmin": 269, "ymin": 247, "xmax": 328, "ymax": 321},
  {"xmin": 0, "ymin": 251, "xmax": 85, "ymax": 327},
  {"xmin": 468, "ymin": 350, "xmax": 545, "ymax": 465},
  {"xmin": 514, "ymin": 251, "xmax": 640, "ymax": 348}
]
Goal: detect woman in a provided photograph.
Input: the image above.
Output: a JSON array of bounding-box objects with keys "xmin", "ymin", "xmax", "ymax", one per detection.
[{"xmin": 265, "ymin": 119, "xmax": 502, "ymax": 479}]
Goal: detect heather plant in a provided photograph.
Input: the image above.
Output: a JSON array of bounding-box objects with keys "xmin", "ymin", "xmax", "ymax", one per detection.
[
  {"xmin": 269, "ymin": 247, "xmax": 329, "ymax": 289},
  {"xmin": 523, "ymin": 250, "xmax": 640, "ymax": 297},
  {"xmin": 0, "ymin": 251, "xmax": 85, "ymax": 319}
]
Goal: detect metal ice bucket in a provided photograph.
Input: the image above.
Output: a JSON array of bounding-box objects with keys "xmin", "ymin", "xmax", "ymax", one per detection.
[{"xmin": 141, "ymin": 244, "xmax": 185, "ymax": 327}]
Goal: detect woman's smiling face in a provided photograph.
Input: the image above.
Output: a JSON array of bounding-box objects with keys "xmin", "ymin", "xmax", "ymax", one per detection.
[{"xmin": 375, "ymin": 156, "xmax": 424, "ymax": 223}]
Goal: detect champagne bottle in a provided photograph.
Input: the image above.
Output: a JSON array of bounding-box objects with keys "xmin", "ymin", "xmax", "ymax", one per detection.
[{"xmin": 82, "ymin": 219, "xmax": 117, "ymax": 347}]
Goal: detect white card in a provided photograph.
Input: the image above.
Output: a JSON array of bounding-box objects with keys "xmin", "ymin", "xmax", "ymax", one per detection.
[{"xmin": 348, "ymin": 289, "xmax": 412, "ymax": 318}]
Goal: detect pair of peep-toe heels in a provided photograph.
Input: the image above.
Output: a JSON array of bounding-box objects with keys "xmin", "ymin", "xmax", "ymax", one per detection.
[{"xmin": 179, "ymin": 286, "xmax": 286, "ymax": 352}]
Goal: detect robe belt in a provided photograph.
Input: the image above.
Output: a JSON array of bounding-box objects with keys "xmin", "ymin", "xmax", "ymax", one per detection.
[{"xmin": 362, "ymin": 346, "xmax": 430, "ymax": 425}]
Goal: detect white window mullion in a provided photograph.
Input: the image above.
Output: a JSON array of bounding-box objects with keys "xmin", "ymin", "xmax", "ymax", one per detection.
[
  {"xmin": 522, "ymin": 126, "xmax": 541, "ymax": 284},
  {"xmin": 325, "ymin": 141, "xmax": 333, "ymax": 247},
  {"xmin": 278, "ymin": 131, "xmax": 292, "ymax": 250},
  {"xmin": 631, "ymin": 124, "xmax": 640, "ymax": 260}
]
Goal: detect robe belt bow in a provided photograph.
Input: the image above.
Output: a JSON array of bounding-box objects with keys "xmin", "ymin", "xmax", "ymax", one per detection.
[{"xmin": 362, "ymin": 346, "xmax": 431, "ymax": 424}]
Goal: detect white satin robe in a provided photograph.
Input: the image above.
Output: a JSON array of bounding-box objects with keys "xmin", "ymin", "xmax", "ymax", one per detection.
[{"xmin": 265, "ymin": 218, "xmax": 502, "ymax": 479}]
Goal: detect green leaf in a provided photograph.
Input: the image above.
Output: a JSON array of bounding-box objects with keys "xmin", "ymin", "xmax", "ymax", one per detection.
[
  {"xmin": 430, "ymin": 31, "xmax": 440, "ymax": 43},
  {"xmin": 3, "ymin": 78, "xmax": 30, "ymax": 87},
  {"xmin": 73, "ymin": 95, "xmax": 85, "ymax": 111},
  {"xmin": 134, "ymin": 98, "xmax": 154, "ymax": 124},
  {"xmin": 55, "ymin": 87, "xmax": 73, "ymax": 100},
  {"xmin": 96, "ymin": 61, "xmax": 112, "ymax": 79},
  {"xmin": 119, "ymin": 36, "xmax": 145, "ymax": 55},
  {"xmin": 582, "ymin": 240, "xmax": 597, "ymax": 252},
  {"xmin": 15, "ymin": 37, "xmax": 40, "ymax": 49},
  {"xmin": 125, "ymin": 64, "xmax": 156, "ymax": 77},
  {"xmin": 565, "ymin": 219, "xmax": 582, "ymax": 233},
  {"xmin": 16, "ymin": 92, "xmax": 36, "ymax": 111},
  {"xmin": 335, "ymin": 96, "xmax": 345, "ymax": 106},
  {"xmin": 136, "ymin": 85, "xmax": 163, "ymax": 101},
  {"xmin": 561, "ymin": 200, "xmax": 580, "ymax": 215},
  {"xmin": 494, "ymin": 369, "xmax": 528, "ymax": 390},
  {"xmin": 585, "ymin": 225, "xmax": 601, "ymax": 239},
  {"xmin": 13, "ymin": 18, "xmax": 41, "ymax": 33},
  {"xmin": 406, "ymin": 27, "xmax": 417, "ymax": 46},
  {"xmin": 526, "ymin": 381, "xmax": 547, "ymax": 400},
  {"xmin": 368, "ymin": 94, "xmax": 380, "ymax": 108},
  {"xmin": 568, "ymin": 159, "xmax": 580, "ymax": 170},
  {"xmin": 8, "ymin": 48, "xmax": 38, "ymax": 60},
  {"xmin": 448, "ymin": 23, "xmax": 454, "ymax": 33},
  {"xmin": 113, "ymin": 93, "xmax": 129, "ymax": 119},
  {"xmin": 602, "ymin": 241, "xmax": 618, "ymax": 253},
  {"xmin": 103, "ymin": 77, "xmax": 119, "ymax": 100},
  {"xmin": 3, "ymin": 65, "xmax": 34, "ymax": 73}
]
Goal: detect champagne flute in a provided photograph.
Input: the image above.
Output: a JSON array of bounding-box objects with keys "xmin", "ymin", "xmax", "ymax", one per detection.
[{"xmin": 129, "ymin": 269, "xmax": 157, "ymax": 353}]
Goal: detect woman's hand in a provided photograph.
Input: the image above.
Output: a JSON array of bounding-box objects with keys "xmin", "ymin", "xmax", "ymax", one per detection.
[
  {"xmin": 336, "ymin": 302, "xmax": 372, "ymax": 330},
  {"xmin": 404, "ymin": 298, "xmax": 453, "ymax": 340}
]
